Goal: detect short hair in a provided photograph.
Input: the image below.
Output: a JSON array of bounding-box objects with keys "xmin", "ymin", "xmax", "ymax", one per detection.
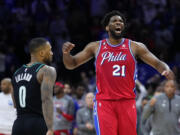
[
  {"xmin": 164, "ymin": 80, "xmax": 178, "ymax": 89},
  {"xmin": 101, "ymin": 10, "xmax": 127, "ymax": 29},
  {"xmin": 29, "ymin": 37, "xmax": 48, "ymax": 54}
]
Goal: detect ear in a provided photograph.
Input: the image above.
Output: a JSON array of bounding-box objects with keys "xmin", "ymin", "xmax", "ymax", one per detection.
[
  {"xmin": 105, "ymin": 26, "xmax": 109, "ymax": 32},
  {"xmin": 39, "ymin": 50, "xmax": 45, "ymax": 57}
]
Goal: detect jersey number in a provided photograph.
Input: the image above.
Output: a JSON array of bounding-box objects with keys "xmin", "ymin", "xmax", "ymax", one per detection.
[
  {"xmin": 19, "ymin": 86, "xmax": 26, "ymax": 108},
  {"xmin": 113, "ymin": 65, "xmax": 126, "ymax": 76}
]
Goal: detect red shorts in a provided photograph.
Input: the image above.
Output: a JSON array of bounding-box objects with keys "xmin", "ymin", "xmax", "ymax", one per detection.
[
  {"xmin": 54, "ymin": 130, "xmax": 70, "ymax": 135},
  {"xmin": 94, "ymin": 99, "xmax": 137, "ymax": 135}
]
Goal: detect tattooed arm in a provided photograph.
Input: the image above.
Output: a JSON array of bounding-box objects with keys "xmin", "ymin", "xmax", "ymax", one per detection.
[{"xmin": 38, "ymin": 66, "xmax": 56, "ymax": 133}]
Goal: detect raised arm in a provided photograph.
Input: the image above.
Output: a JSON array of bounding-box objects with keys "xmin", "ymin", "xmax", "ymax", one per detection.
[
  {"xmin": 62, "ymin": 41, "xmax": 98, "ymax": 69},
  {"xmin": 38, "ymin": 66, "xmax": 57, "ymax": 135},
  {"xmin": 131, "ymin": 41, "xmax": 174, "ymax": 80}
]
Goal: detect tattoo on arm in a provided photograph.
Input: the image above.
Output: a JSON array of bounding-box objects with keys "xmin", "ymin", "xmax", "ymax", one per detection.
[{"xmin": 41, "ymin": 66, "xmax": 56, "ymax": 130}]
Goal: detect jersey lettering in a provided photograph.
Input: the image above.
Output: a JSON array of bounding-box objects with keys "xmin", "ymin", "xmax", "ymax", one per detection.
[
  {"xmin": 100, "ymin": 51, "xmax": 126, "ymax": 65},
  {"xmin": 15, "ymin": 73, "xmax": 32, "ymax": 83}
]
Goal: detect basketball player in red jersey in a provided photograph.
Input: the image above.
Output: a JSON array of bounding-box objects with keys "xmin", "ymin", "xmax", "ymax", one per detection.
[{"xmin": 62, "ymin": 11, "xmax": 174, "ymax": 135}]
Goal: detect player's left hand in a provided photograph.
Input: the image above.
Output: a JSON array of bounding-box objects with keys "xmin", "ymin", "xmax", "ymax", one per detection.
[
  {"xmin": 161, "ymin": 70, "xmax": 175, "ymax": 80},
  {"xmin": 86, "ymin": 123, "xmax": 94, "ymax": 130}
]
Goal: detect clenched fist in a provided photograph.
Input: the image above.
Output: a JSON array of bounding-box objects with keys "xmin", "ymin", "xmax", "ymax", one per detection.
[
  {"xmin": 62, "ymin": 42, "xmax": 75, "ymax": 54},
  {"xmin": 161, "ymin": 69, "xmax": 175, "ymax": 80}
]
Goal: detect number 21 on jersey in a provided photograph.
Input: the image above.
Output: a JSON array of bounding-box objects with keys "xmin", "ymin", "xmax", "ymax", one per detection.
[{"xmin": 113, "ymin": 65, "xmax": 126, "ymax": 77}]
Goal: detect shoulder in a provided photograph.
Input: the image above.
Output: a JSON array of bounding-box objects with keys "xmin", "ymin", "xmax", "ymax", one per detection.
[
  {"xmin": 37, "ymin": 65, "xmax": 56, "ymax": 83},
  {"xmin": 130, "ymin": 40, "xmax": 149, "ymax": 57},
  {"xmin": 77, "ymin": 107, "xmax": 86, "ymax": 114},
  {"xmin": 42, "ymin": 65, "xmax": 56, "ymax": 71},
  {"xmin": 156, "ymin": 93, "xmax": 164, "ymax": 98},
  {"xmin": 130, "ymin": 40, "xmax": 146, "ymax": 49},
  {"xmin": 86, "ymin": 41, "xmax": 100, "ymax": 50},
  {"xmin": 175, "ymin": 95, "xmax": 180, "ymax": 100},
  {"xmin": 88, "ymin": 41, "xmax": 99, "ymax": 46},
  {"xmin": 83, "ymin": 41, "xmax": 100, "ymax": 56},
  {"xmin": 65, "ymin": 95, "xmax": 74, "ymax": 101},
  {"xmin": 39, "ymin": 65, "xmax": 56, "ymax": 75},
  {"xmin": 155, "ymin": 93, "xmax": 166, "ymax": 100}
]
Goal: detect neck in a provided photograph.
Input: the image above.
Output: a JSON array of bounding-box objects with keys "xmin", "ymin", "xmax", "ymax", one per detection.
[
  {"xmin": 3, "ymin": 89, "xmax": 11, "ymax": 95},
  {"xmin": 108, "ymin": 37, "xmax": 123, "ymax": 45},
  {"xmin": 29, "ymin": 56, "xmax": 44, "ymax": 65},
  {"xmin": 56, "ymin": 93, "xmax": 64, "ymax": 99}
]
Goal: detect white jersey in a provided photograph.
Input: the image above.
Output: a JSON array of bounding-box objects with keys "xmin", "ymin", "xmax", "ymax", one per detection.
[{"xmin": 0, "ymin": 92, "xmax": 16, "ymax": 134}]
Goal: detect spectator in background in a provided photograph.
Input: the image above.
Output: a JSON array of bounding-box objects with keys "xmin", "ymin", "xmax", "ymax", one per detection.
[
  {"xmin": 31, "ymin": 0, "xmax": 51, "ymax": 35},
  {"xmin": 73, "ymin": 84, "xmax": 86, "ymax": 108},
  {"xmin": 64, "ymin": 83, "xmax": 72, "ymax": 96},
  {"xmin": 140, "ymin": 86, "xmax": 164, "ymax": 135},
  {"xmin": 0, "ymin": 46, "xmax": 5, "ymax": 80},
  {"xmin": 0, "ymin": 78, "xmax": 16, "ymax": 135},
  {"xmin": 5, "ymin": 46, "xmax": 20, "ymax": 77},
  {"xmin": 136, "ymin": 80, "xmax": 148, "ymax": 108},
  {"xmin": 75, "ymin": 92, "xmax": 96, "ymax": 135},
  {"xmin": 142, "ymin": 80, "xmax": 180, "ymax": 135},
  {"xmin": 53, "ymin": 82, "xmax": 75, "ymax": 135},
  {"xmin": 49, "ymin": 12, "xmax": 70, "ymax": 63},
  {"xmin": 11, "ymin": 0, "xmax": 28, "ymax": 22},
  {"xmin": 62, "ymin": 82, "xmax": 80, "ymax": 135},
  {"xmin": 137, "ymin": 96, "xmax": 150, "ymax": 135},
  {"xmin": 90, "ymin": 0, "xmax": 108, "ymax": 18}
]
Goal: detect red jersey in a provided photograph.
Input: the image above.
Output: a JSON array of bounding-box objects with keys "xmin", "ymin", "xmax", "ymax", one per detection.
[{"xmin": 95, "ymin": 38, "xmax": 137, "ymax": 100}]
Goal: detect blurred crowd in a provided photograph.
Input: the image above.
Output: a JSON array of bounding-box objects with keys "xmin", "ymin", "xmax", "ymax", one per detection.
[
  {"xmin": 0, "ymin": 75, "xmax": 180, "ymax": 135},
  {"xmin": 0, "ymin": 0, "xmax": 180, "ymax": 134},
  {"xmin": 0, "ymin": 0, "xmax": 179, "ymax": 84}
]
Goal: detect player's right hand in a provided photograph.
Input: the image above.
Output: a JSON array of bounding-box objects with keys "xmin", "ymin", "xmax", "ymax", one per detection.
[
  {"xmin": 62, "ymin": 42, "xmax": 75, "ymax": 54},
  {"xmin": 46, "ymin": 129, "xmax": 54, "ymax": 135},
  {"xmin": 161, "ymin": 69, "xmax": 175, "ymax": 80}
]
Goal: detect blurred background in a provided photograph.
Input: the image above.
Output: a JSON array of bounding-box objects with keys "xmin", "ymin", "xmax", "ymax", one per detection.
[{"xmin": 0, "ymin": 0, "xmax": 180, "ymax": 87}]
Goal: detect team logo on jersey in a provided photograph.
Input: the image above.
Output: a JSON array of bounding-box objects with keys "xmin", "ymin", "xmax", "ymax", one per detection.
[
  {"xmin": 100, "ymin": 51, "xmax": 126, "ymax": 65},
  {"xmin": 121, "ymin": 44, "xmax": 128, "ymax": 49},
  {"xmin": 25, "ymin": 68, "xmax": 27, "ymax": 72},
  {"xmin": 103, "ymin": 46, "xmax": 107, "ymax": 49},
  {"xmin": 99, "ymin": 102, "xmax": 102, "ymax": 107}
]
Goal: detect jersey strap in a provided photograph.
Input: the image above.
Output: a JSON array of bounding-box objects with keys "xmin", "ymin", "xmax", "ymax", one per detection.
[{"xmin": 36, "ymin": 64, "xmax": 45, "ymax": 72}]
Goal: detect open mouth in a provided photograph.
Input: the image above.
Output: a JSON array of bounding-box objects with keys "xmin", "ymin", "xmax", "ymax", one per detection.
[{"xmin": 115, "ymin": 28, "xmax": 121, "ymax": 33}]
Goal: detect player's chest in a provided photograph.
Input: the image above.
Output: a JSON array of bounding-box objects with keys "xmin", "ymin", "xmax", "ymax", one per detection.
[{"xmin": 96, "ymin": 47, "xmax": 134, "ymax": 67}]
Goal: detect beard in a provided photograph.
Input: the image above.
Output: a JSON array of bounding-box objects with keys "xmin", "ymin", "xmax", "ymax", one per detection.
[
  {"xmin": 2, "ymin": 88, "xmax": 10, "ymax": 94},
  {"xmin": 43, "ymin": 57, "xmax": 52, "ymax": 65},
  {"xmin": 109, "ymin": 29, "xmax": 123, "ymax": 40}
]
